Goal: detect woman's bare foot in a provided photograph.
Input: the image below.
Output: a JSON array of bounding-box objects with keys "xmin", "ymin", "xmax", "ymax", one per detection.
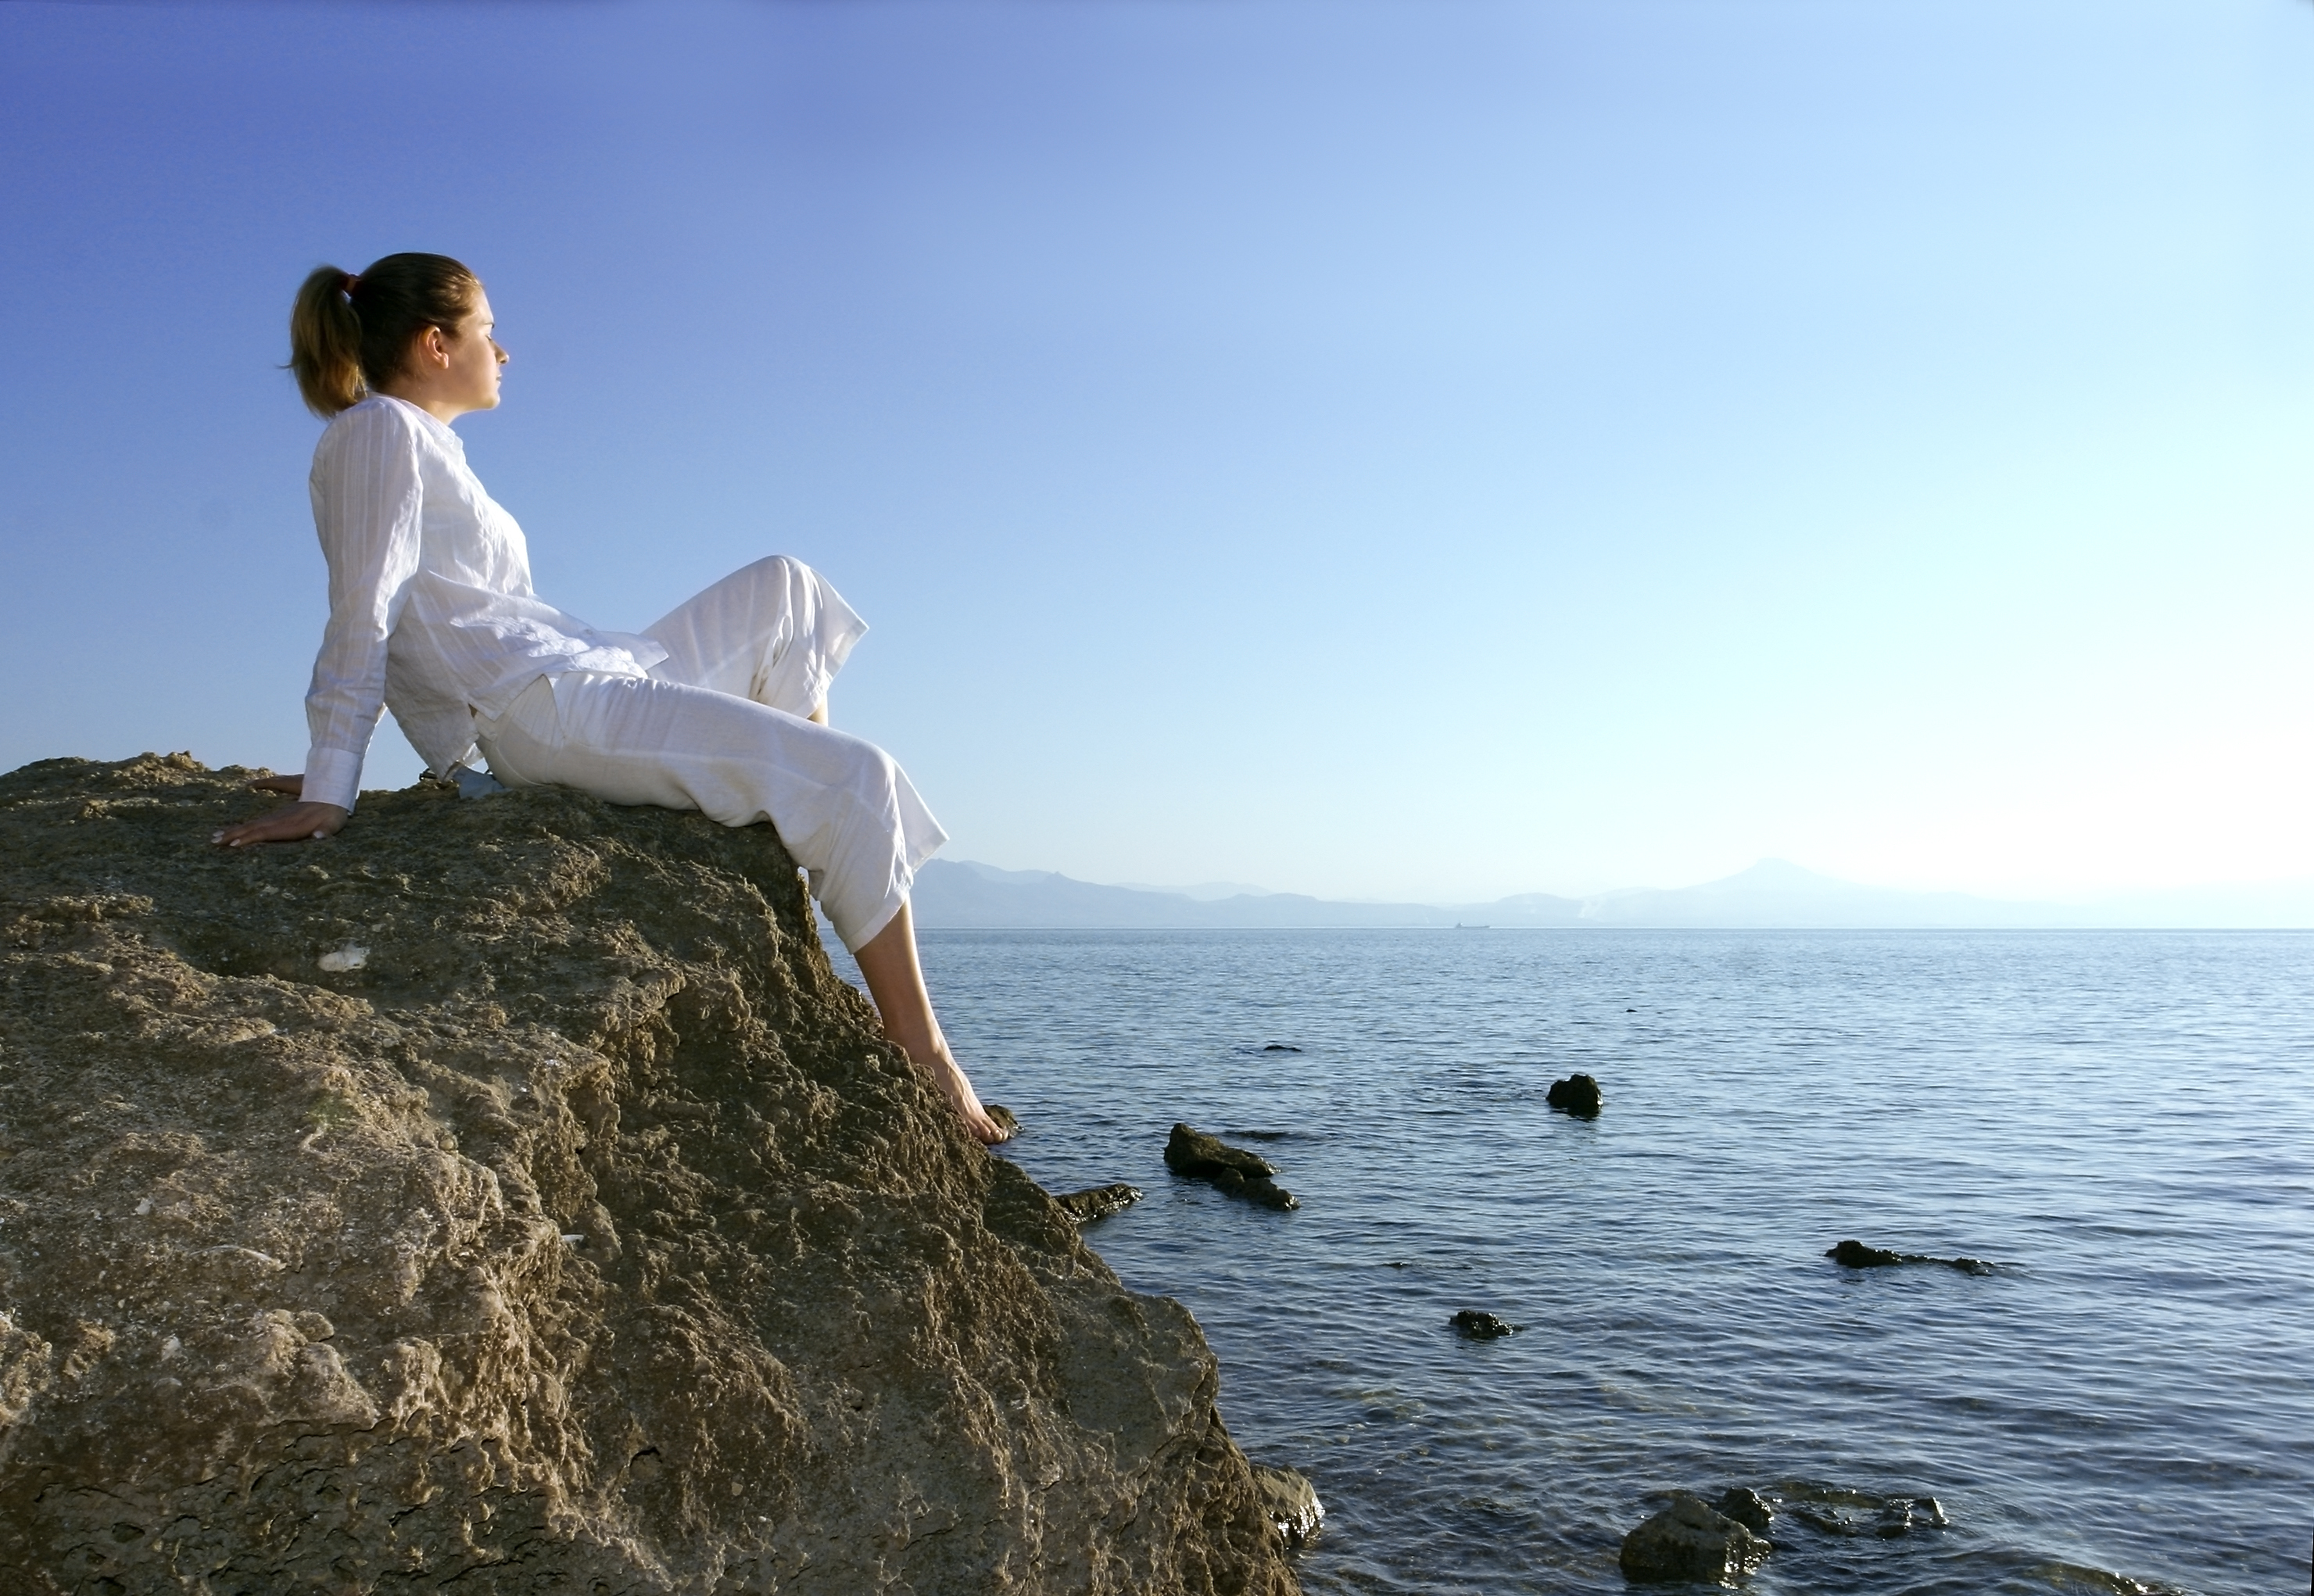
[
  {"xmin": 922, "ymin": 1045, "xmax": 1012, "ymax": 1145},
  {"xmin": 851, "ymin": 900, "xmax": 1013, "ymax": 1145}
]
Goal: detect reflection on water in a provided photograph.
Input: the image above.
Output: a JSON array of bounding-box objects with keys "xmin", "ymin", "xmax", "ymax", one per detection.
[{"xmin": 880, "ymin": 929, "xmax": 2312, "ymax": 1595}]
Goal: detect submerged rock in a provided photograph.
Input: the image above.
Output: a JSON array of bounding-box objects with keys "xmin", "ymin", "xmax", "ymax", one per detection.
[
  {"xmin": 1546, "ymin": 1072, "xmax": 1603, "ymax": 1116},
  {"xmin": 1250, "ymin": 1464, "xmax": 1324, "ymax": 1547},
  {"xmin": 1873, "ymin": 1497, "xmax": 1947, "ymax": 1537},
  {"xmin": 1051, "ymin": 1183, "xmax": 1143, "ymax": 1223},
  {"xmin": 1827, "ymin": 1239, "xmax": 1996, "ymax": 1275},
  {"xmin": 1776, "ymin": 1480, "xmax": 1948, "ymax": 1539},
  {"xmin": 1619, "ymin": 1492, "xmax": 1772, "ymax": 1584},
  {"xmin": 1259, "ymin": 1043, "xmax": 1301, "ymax": 1054},
  {"xmin": 0, "ymin": 754, "xmax": 1299, "ymax": 1594},
  {"xmin": 1714, "ymin": 1487, "xmax": 1775, "ymax": 1535},
  {"xmin": 1166, "ymin": 1123, "xmax": 1298, "ymax": 1210},
  {"xmin": 1449, "ymin": 1310, "xmax": 1521, "ymax": 1340}
]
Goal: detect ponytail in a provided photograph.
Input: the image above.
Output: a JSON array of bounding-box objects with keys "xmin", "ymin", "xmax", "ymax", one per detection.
[
  {"xmin": 287, "ymin": 252, "xmax": 482, "ymax": 418},
  {"xmin": 289, "ymin": 266, "xmax": 366, "ymax": 416}
]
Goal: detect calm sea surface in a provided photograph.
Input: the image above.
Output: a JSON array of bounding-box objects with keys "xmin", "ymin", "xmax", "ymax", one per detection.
[{"xmin": 850, "ymin": 929, "xmax": 2314, "ymax": 1594}]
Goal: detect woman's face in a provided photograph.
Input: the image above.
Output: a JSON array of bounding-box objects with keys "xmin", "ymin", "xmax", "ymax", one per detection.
[{"xmin": 439, "ymin": 291, "xmax": 507, "ymax": 413}]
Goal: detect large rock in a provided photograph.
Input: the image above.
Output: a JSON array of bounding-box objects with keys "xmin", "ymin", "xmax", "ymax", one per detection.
[
  {"xmin": 0, "ymin": 755, "xmax": 1299, "ymax": 1595},
  {"xmin": 1619, "ymin": 1491, "xmax": 1771, "ymax": 1583}
]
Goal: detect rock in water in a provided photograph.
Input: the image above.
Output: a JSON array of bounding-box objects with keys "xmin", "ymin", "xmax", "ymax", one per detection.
[
  {"xmin": 1449, "ymin": 1310, "xmax": 1520, "ymax": 1340},
  {"xmin": 1827, "ymin": 1239, "xmax": 1997, "ymax": 1275},
  {"xmin": 1165, "ymin": 1123, "xmax": 1298, "ymax": 1210},
  {"xmin": 1249, "ymin": 1465, "xmax": 1324, "ymax": 1547},
  {"xmin": 1546, "ymin": 1072, "xmax": 1603, "ymax": 1116},
  {"xmin": 1714, "ymin": 1487, "xmax": 1775, "ymax": 1535},
  {"xmin": 983, "ymin": 1101, "xmax": 1021, "ymax": 1136},
  {"xmin": 1620, "ymin": 1492, "xmax": 1772, "ymax": 1583},
  {"xmin": 0, "ymin": 756, "xmax": 1299, "ymax": 1595},
  {"xmin": 1051, "ymin": 1183, "xmax": 1143, "ymax": 1223}
]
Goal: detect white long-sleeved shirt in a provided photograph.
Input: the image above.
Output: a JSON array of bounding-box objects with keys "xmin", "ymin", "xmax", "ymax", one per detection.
[{"xmin": 301, "ymin": 395, "xmax": 665, "ymax": 811}]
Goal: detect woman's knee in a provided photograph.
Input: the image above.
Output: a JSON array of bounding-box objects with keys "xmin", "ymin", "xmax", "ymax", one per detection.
[{"xmin": 736, "ymin": 553, "xmax": 810, "ymax": 591}]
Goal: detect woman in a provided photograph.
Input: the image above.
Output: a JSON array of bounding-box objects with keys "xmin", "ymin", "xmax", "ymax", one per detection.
[{"xmin": 215, "ymin": 252, "xmax": 1010, "ymax": 1145}]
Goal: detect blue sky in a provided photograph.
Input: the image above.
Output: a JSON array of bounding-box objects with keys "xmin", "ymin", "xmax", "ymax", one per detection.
[{"xmin": 3, "ymin": 0, "xmax": 2310, "ymax": 902}]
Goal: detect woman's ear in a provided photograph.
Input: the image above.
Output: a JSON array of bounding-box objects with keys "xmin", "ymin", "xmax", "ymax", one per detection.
[{"xmin": 415, "ymin": 324, "xmax": 452, "ymax": 371}]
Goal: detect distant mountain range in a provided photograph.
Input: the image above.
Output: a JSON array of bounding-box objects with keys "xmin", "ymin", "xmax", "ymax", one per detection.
[{"xmin": 911, "ymin": 857, "xmax": 2314, "ymax": 929}]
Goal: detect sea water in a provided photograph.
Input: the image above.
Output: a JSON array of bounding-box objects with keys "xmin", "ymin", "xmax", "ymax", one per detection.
[{"xmin": 865, "ymin": 929, "xmax": 2312, "ymax": 1594}]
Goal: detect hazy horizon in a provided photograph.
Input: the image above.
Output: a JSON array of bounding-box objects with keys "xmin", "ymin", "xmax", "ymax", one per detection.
[
  {"xmin": 5, "ymin": 1, "xmax": 2311, "ymax": 906},
  {"xmin": 947, "ymin": 853, "xmax": 2314, "ymax": 918}
]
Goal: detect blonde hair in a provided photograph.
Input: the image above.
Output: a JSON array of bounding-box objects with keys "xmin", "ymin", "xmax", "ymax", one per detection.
[{"xmin": 288, "ymin": 252, "xmax": 482, "ymax": 417}]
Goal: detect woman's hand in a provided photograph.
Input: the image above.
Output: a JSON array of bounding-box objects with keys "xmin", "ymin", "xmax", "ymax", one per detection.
[{"xmin": 212, "ymin": 775, "xmax": 349, "ymax": 847}]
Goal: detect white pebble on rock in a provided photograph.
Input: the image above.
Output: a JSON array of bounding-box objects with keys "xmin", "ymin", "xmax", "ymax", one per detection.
[{"xmin": 318, "ymin": 945, "xmax": 368, "ymax": 972}]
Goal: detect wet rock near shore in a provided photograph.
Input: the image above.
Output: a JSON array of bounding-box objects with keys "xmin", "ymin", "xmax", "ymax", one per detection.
[
  {"xmin": 0, "ymin": 754, "xmax": 1300, "ymax": 1595},
  {"xmin": 1250, "ymin": 1465, "xmax": 1324, "ymax": 1548},
  {"xmin": 1620, "ymin": 1492, "xmax": 1772, "ymax": 1584},
  {"xmin": 1166, "ymin": 1123, "xmax": 1298, "ymax": 1210},
  {"xmin": 1713, "ymin": 1487, "xmax": 1775, "ymax": 1535},
  {"xmin": 1051, "ymin": 1183, "xmax": 1143, "ymax": 1223},
  {"xmin": 984, "ymin": 1102, "xmax": 1021, "ymax": 1136},
  {"xmin": 1787, "ymin": 1493, "xmax": 1947, "ymax": 1538},
  {"xmin": 1546, "ymin": 1072, "xmax": 1602, "ymax": 1116},
  {"xmin": 1449, "ymin": 1310, "xmax": 1521, "ymax": 1340},
  {"xmin": 1827, "ymin": 1239, "xmax": 1996, "ymax": 1275}
]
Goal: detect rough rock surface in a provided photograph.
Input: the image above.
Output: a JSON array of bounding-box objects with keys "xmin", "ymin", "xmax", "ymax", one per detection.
[
  {"xmin": 0, "ymin": 755, "xmax": 1301, "ymax": 1594},
  {"xmin": 1618, "ymin": 1492, "xmax": 1771, "ymax": 1584},
  {"xmin": 1545, "ymin": 1073, "xmax": 1601, "ymax": 1117},
  {"xmin": 1826, "ymin": 1239, "xmax": 1994, "ymax": 1276},
  {"xmin": 1163, "ymin": 1125, "xmax": 1297, "ymax": 1211}
]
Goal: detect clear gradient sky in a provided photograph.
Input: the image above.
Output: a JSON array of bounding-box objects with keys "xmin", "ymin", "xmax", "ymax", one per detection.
[{"xmin": 3, "ymin": 0, "xmax": 2311, "ymax": 904}]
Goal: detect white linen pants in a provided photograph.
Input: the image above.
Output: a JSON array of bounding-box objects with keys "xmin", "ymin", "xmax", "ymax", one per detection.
[{"xmin": 472, "ymin": 556, "xmax": 947, "ymax": 950}]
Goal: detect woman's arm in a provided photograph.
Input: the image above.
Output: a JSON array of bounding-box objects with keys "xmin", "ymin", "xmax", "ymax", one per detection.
[{"xmin": 214, "ymin": 411, "xmax": 423, "ymax": 849}]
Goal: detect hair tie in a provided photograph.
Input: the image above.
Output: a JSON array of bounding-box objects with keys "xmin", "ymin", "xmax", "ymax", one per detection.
[{"xmin": 342, "ymin": 273, "xmax": 360, "ymax": 296}]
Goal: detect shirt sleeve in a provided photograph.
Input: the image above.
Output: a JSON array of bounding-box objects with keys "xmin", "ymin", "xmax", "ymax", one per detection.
[{"xmin": 301, "ymin": 411, "xmax": 425, "ymax": 812}]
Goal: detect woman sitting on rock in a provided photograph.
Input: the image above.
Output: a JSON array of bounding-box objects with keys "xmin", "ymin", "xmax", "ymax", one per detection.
[{"xmin": 213, "ymin": 252, "xmax": 1010, "ymax": 1145}]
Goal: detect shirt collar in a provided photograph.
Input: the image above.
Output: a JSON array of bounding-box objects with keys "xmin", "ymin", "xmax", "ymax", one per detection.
[{"xmin": 374, "ymin": 394, "xmax": 464, "ymax": 453}]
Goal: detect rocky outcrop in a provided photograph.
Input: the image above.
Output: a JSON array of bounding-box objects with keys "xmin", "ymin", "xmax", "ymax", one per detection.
[
  {"xmin": 1163, "ymin": 1125, "xmax": 1298, "ymax": 1211},
  {"xmin": 1619, "ymin": 1492, "xmax": 1771, "ymax": 1583},
  {"xmin": 1826, "ymin": 1239, "xmax": 1994, "ymax": 1275},
  {"xmin": 0, "ymin": 755, "xmax": 1300, "ymax": 1594},
  {"xmin": 1447, "ymin": 1311, "xmax": 1519, "ymax": 1340},
  {"xmin": 1546, "ymin": 1073, "xmax": 1601, "ymax": 1116}
]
